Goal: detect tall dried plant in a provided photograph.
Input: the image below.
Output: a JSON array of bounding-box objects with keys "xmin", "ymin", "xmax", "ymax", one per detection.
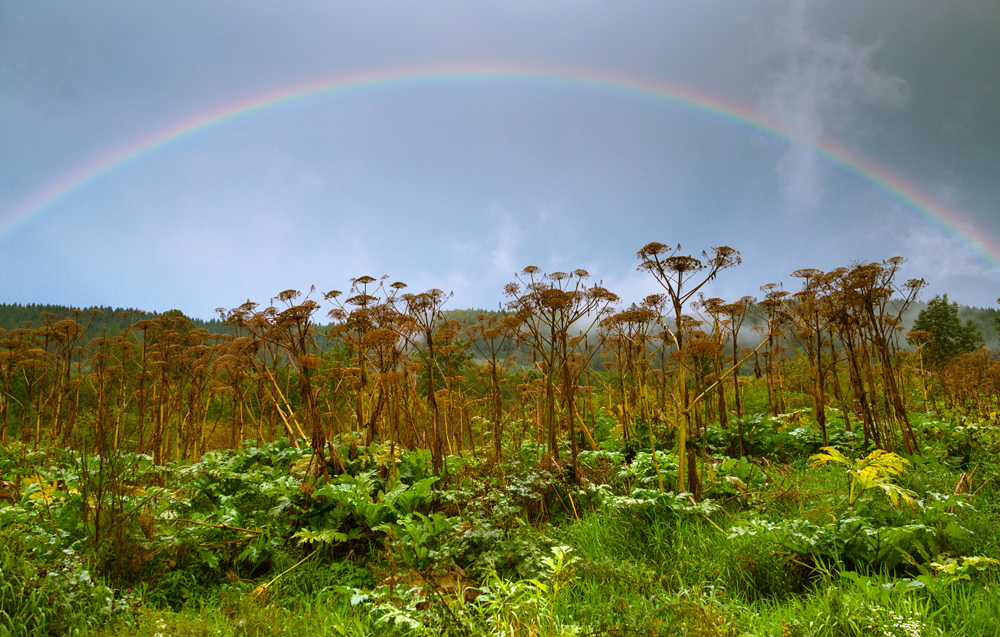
[
  {"xmin": 468, "ymin": 312, "xmax": 521, "ymax": 461},
  {"xmin": 636, "ymin": 243, "xmax": 740, "ymax": 495},
  {"xmin": 505, "ymin": 267, "xmax": 618, "ymax": 483}
]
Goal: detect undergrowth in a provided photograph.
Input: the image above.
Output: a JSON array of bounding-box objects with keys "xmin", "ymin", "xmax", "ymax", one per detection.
[{"xmin": 2, "ymin": 413, "xmax": 1000, "ymax": 636}]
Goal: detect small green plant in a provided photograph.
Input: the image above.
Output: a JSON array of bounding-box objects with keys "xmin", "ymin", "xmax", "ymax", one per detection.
[
  {"xmin": 809, "ymin": 447, "xmax": 918, "ymax": 509},
  {"xmin": 474, "ymin": 545, "xmax": 581, "ymax": 636},
  {"xmin": 929, "ymin": 555, "xmax": 1000, "ymax": 585},
  {"xmin": 0, "ymin": 527, "xmax": 118, "ymax": 636}
]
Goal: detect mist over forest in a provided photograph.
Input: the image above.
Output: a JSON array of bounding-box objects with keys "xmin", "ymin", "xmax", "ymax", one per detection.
[{"xmin": 3, "ymin": 295, "xmax": 998, "ymax": 352}]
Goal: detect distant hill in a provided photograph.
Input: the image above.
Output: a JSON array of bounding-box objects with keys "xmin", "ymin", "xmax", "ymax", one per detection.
[
  {"xmin": 0, "ymin": 303, "xmax": 512, "ymax": 344},
  {"xmin": 3, "ymin": 299, "xmax": 996, "ymax": 352},
  {"xmin": 0, "ymin": 303, "xmax": 228, "ymax": 336}
]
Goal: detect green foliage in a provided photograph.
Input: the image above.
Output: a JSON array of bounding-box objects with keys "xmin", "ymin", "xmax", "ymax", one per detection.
[
  {"xmin": 729, "ymin": 447, "xmax": 976, "ymax": 574},
  {"xmin": 708, "ymin": 412, "xmax": 861, "ymax": 460},
  {"xmin": 917, "ymin": 415, "xmax": 984, "ymax": 468},
  {"xmin": 0, "ymin": 527, "xmax": 127, "ymax": 637},
  {"xmin": 701, "ymin": 455, "xmax": 768, "ymax": 500},
  {"xmin": 606, "ymin": 450, "xmax": 679, "ymax": 494},
  {"xmin": 472, "ymin": 545, "xmax": 582, "ymax": 637},
  {"xmin": 913, "ymin": 294, "xmax": 986, "ymax": 367},
  {"xmin": 930, "ymin": 555, "xmax": 1000, "ymax": 585},
  {"xmin": 5, "ymin": 407, "xmax": 1000, "ymax": 636},
  {"xmin": 0, "ymin": 302, "xmax": 228, "ymax": 335},
  {"xmin": 730, "ymin": 512, "xmax": 967, "ymax": 572},
  {"xmin": 809, "ymin": 447, "xmax": 918, "ymax": 509},
  {"xmin": 299, "ymin": 470, "xmax": 441, "ymax": 554}
]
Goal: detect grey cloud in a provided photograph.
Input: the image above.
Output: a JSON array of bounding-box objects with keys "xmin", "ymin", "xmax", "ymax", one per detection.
[
  {"xmin": 757, "ymin": 1, "xmax": 908, "ymax": 212},
  {"xmin": 488, "ymin": 205, "xmax": 524, "ymax": 277}
]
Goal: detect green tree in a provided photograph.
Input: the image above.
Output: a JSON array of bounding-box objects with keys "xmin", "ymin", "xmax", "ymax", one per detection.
[
  {"xmin": 913, "ymin": 294, "xmax": 984, "ymax": 367},
  {"xmin": 995, "ymin": 297, "xmax": 1000, "ymax": 341}
]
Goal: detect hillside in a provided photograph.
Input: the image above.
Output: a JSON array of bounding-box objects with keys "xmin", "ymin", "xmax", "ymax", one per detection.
[
  {"xmin": 0, "ymin": 303, "xmax": 228, "ymax": 335},
  {"xmin": 2, "ymin": 299, "xmax": 997, "ymax": 352}
]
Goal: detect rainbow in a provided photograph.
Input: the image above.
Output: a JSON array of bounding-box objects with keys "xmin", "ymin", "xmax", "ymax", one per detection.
[{"xmin": 3, "ymin": 63, "xmax": 998, "ymax": 267}]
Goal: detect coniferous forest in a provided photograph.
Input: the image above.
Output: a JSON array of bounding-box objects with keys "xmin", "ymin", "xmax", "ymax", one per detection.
[{"xmin": 3, "ymin": 245, "xmax": 1000, "ymax": 636}]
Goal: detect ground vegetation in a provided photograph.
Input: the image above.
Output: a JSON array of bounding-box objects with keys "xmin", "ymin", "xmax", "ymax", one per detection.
[{"xmin": 2, "ymin": 248, "xmax": 1000, "ymax": 636}]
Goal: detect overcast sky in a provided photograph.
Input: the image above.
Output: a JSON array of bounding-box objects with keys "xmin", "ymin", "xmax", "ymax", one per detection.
[{"xmin": 1, "ymin": 0, "xmax": 998, "ymax": 319}]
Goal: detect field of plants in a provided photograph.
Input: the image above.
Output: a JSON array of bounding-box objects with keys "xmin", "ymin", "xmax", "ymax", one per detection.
[{"xmin": 2, "ymin": 246, "xmax": 1000, "ymax": 636}]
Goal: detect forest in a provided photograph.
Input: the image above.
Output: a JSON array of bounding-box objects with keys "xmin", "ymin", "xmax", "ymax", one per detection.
[{"xmin": 3, "ymin": 244, "xmax": 1000, "ymax": 637}]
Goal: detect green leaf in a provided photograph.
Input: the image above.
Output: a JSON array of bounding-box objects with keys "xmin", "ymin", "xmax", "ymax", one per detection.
[
  {"xmin": 293, "ymin": 528, "xmax": 348, "ymax": 545},
  {"xmin": 809, "ymin": 446, "xmax": 850, "ymax": 468}
]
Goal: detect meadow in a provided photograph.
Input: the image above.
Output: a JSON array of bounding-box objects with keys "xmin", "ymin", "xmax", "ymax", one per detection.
[{"xmin": 2, "ymin": 250, "xmax": 1000, "ymax": 636}]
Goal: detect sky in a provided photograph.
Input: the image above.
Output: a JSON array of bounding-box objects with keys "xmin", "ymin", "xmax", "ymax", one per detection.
[{"xmin": 1, "ymin": 0, "xmax": 998, "ymax": 320}]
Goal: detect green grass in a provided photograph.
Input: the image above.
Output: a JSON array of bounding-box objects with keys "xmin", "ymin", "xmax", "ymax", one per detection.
[
  {"xmin": 0, "ymin": 527, "xmax": 116, "ymax": 637},
  {"xmin": 5, "ymin": 414, "xmax": 1000, "ymax": 637}
]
